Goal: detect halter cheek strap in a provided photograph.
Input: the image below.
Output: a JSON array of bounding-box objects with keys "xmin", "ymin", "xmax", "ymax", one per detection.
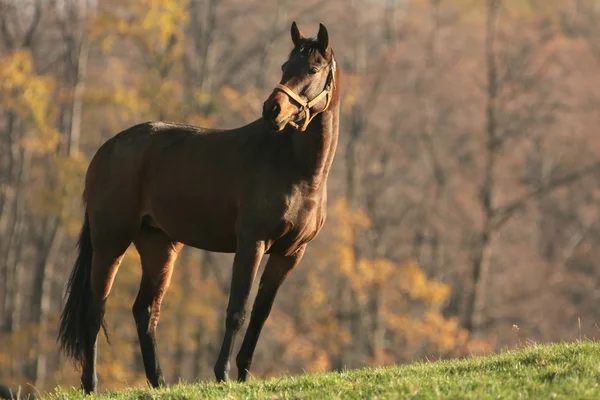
[{"xmin": 273, "ymin": 59, "xmax": 336, "ymax": 131}]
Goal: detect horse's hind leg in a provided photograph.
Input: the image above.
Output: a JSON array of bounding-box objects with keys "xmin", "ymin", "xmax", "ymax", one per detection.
[
  {"xmin": 133, "ymin": 227, "xmax": 182, "ymax": 388},
  {"xmin": 82, "ymin": 251, "xmax": 126, "ymax": 392},
  {"xmin": 81, "ymin": 222, "xmax": 135, "ymax": 393}
]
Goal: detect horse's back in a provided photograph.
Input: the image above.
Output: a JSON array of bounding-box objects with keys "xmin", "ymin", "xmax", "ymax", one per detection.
[
  {"xmin": 85, "ymin": 121, "xmax": 226, "ymax": 195},
  {"xmin": 84, "ymin": 121, "xmax": 250, "ymax": 252}
]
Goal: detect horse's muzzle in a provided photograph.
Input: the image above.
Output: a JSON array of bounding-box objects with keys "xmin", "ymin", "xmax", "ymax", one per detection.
[
  {"xmin": 262, "ymin": 100, "xmax": 281, "ymax": 121},
  {"xmin": 262, "ymin": 91, "xmax": 294, "ymax": 131}
]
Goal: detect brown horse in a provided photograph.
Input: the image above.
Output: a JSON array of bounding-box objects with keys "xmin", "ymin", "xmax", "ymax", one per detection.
[
  {"xmin": 58, "ymin": 22, "xmax": 341, "ymax": 393},
  {"xmin": 0, "ymin": 384, "xmax": 17, "ymax": 400}
]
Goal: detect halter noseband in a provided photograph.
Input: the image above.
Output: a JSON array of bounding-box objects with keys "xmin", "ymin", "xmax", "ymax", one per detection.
[{"xmin": 273, "ymin": 58, "xmax": 337, "ymax": 131}]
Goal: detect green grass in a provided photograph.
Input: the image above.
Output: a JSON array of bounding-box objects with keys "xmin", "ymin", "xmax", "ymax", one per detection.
[{"xmin": 46, "ymin": 341, "xmax": 600, "ymax": 399}]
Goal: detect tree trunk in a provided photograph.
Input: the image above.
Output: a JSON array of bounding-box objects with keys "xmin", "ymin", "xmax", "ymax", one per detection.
[
  {"xmin": 0, "ymin": 112, "xmax": 16, "ymax": 330},
  {"xmin": 31, "ymin": 220, "xmax": 65, "ymax": 387},
  {"xmin": 368, "ymin": 283, "xmax": 383, "ymax": 364},
  {"xmin": 255, "ymin": 0, "xmax": 283, "ymax": 89},
  {"xmin": 31, "ymin": 0, "xmax": 89, "ymax": 385},
  {"xmin": 68, "ymin": 19, "xmax": 88, "ymax": 156},
  {"xmin": 346, "ymin": 105, "xmax": 364, "ymax": 206},
  {"xmin": 462, "ymin": 0, "xmax": 500, "ymax": 333},
  {"xmin": 2, "ymin": 144, "xmax": 31, "ymax": 334},
  {"xmin": 193, "ymin": 326, "xmax": 207, "ymax": 381},
  {"xmin": 173, "ymin": 248, "xmax": 192, "ymax": 383},
  {"xmin": 463, "ymin": 230, "xmax": 492, "ymax": 332},
  {"xmin": 189, "ymin": 0, "xmax": 219, "ymax": 93}
]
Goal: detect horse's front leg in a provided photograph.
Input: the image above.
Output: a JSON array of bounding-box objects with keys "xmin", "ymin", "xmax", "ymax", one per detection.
[
  {"xmin": 214, "ymin": 238, "xmax": 265, "ymax": 382},
  {"xmin": 235, "ymin": 245, "xmax": 306, "ymax": 382}
]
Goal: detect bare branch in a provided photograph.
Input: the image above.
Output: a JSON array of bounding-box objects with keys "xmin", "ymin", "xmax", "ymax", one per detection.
[
  {"xmin": 0, "ymin": 2, "xmax": 15, "ymax": 51},
  {"xmin": 492, "ymin": 161, "xmax": 600, "ymax": 231},
  {"xmin": 22, "ymin": 0, "xmax": 42, "ymax": 48}
]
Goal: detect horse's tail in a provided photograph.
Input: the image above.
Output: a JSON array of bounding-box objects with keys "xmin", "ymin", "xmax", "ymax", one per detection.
[
  {"xmin": 0, "ymin": 384, "xmax": 16, "ymax": 400},
  {"xmin": 58, "ymin": 211, "xmax": 108, "ymax": 365}
]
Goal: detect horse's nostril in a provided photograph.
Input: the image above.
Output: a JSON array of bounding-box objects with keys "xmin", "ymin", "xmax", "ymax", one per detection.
[
  {"xmin": 262, "ymin": 100, "xmax": 281, "ymax": 121},
  {"xmin": 271, "ymin": 103, "xmax": 281, "ymax": 117}
]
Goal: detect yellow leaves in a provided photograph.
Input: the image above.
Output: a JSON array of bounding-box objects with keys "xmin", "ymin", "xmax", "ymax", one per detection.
[
  {"xmin": 86, "ymin": 85, "xmax": 150, "ymax": 121},
  {"xmin": 0, "ymin": 51, "xmax": 59, "ymax": 153},
  {"xmin": 328, "ymin": 198, "xmax": 375, "ymax": 304},
  {"xmin": 0, "ymin": 50, "xmax": 34, "ymax": 87},
  {"xmin": 140, "ymin": 0, "xmax": 189, "ymax": 46},
  {"xmin": 338, "ymin": 246, "xmax": 355, "ymax": 277},
  {"xmin": 97, "ymin": 361, "xmax": 138, "ymax": 388},
  {"xmin": 194, "ymin": 89, "xmax": 213, "ymax": 106},
  {"xmin": 88, "ymin": 1, "xmax": 225, "ymax": 126},
  {"xmin": 114, "ymin": 87, "xmax": 150, "ymax": 116},
  {"xmin": 102, "ymin": 35, "xmax": 116, "ymax": 53},
  {"xmin": 87, "ymin": 0, "xmax": 190, "ymax": 122},
  {"xmin": 180, "ymin": 278, "xmax": 224, "ymax": 329},
  {"xmin": 398, "ymin": 260, "xmax": 451, "ymax": 307},
  {"xmin": 319, "ymin": 196, "xmax": 468, "ymax": 361},
  {"xmin": 20, "ymin": 130, "xmax": 60, "ymax": 154},
  {"xmin": 88, "ymin": 1, "xmax": 208, "ymax": 124},
  {"xmin": 53, "ymin": 153, "xmax": 87, "ymax": 194},
  {"xmin": 307, "ymin": 271, "xmax": 327, "ymax": 307},
  {"xmin": 418, "ymin": 312, "xmax": 466, "ymax": 352},
  {"xmin": 465, "ymin": 335, "xmax": 497, "ymax": 356},
  {"xmin": 29, "ymin": 154, "xmax": 87, "ymax": 225},
  {"xmin": 307, "ymin": 350, "xmax": 332, "ymax": 374},
  {"xmin": 265, "ymin": 307, "xmax": 350, "ymax": 374},
  {"xmin": 0, "ymin": 315, "xmax": 66, "ymax": 386},
  {"xmin": 141, "ymin": 74, "xmax": 186, "ymax": 117},
  {"xmin": 91, "ymin": 0, "xmax": 188, "ymax": 58},
  {"xmin": 219, "ymin": 85, "xmax": 264, "ymax": 123},
  {"xmin": 383, "ymin": 269, "xmax": 468, "ymax": 359},
  {"xmin": 345, "ymin": 258, "xmax": 394, "ymax": 304},
  {"xmin": 331, "ymin": 197, "xmax": 371, "ymax": 239},
  {"xmin": 340, "ymin": 73, "xmax": 365, "ymax": 112},
  {"xmin": 386, "ymin": 310, "xmax": 469, "ymax": 356}
]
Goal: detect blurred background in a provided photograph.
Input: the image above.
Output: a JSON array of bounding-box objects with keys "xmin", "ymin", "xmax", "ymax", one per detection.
[{"xmin": 2, "ymin": 0, "xmax": 600, "ymax": 395}]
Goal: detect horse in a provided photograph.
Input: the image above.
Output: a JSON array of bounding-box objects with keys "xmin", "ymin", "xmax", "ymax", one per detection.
[
  {"xmin": 0, "ymin": 384, "xmax": 15, "ymax": 400},
  {"xmin": 58, "ymin": 21, "xmax": 341, "ymax": 394}
]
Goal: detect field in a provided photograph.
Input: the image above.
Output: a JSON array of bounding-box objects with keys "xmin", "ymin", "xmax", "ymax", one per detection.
[{"xmin": 44, "ymin": 341, "xmax": 600, "ymax": 399}]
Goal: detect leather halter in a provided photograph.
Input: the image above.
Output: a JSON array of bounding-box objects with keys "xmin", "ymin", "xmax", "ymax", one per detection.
[{"xmin": 273, "ymin": 58, "xmax": 337, "ymax": 131}]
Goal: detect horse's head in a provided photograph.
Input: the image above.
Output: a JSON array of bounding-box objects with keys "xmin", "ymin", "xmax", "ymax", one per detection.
[{"xmin": 263, "ymin": 22, "xmax": 336, "ymax": 132}]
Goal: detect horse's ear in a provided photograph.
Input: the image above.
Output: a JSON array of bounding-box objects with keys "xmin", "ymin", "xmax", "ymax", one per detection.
[
  {"xmin": 291, "ymin": 21, "xmax": 305, "ymax": 47},
  {"xmin": 317, "ymin": 23, "xmax": 331, "ymax": 55}
]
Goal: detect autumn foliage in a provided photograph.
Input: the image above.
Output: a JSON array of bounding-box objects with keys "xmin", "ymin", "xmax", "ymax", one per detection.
[{"xmin": 2, "ymin": 0, "xmax": 600, "ymax": 395}]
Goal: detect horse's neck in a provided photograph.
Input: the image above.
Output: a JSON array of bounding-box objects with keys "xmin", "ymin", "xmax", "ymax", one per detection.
[{"xmin": 292, "ymin": 99, "xmax": 340, "ymax": 189}]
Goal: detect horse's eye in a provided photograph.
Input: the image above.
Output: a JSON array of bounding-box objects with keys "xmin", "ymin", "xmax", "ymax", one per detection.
[{"xmin": 308, "ymin": 67, "xmax": 319, "ymax": 74}]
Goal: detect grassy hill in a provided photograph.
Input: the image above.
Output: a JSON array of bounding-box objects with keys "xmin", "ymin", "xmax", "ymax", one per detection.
[{"xmin": 46, "ymin": 341, "xmax": 600, "ymax": 399}]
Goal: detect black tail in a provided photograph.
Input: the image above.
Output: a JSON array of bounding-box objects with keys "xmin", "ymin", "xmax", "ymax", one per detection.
[
  {"xmin": 58, "ymin": 212, "xmax": 108, "ymax": 365},
  {"xmin": 0, "ymin": 384, "xmax": 16, "ymax": 400}
]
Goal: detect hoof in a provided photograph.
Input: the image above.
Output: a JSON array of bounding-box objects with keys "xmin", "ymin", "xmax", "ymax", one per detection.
[{"xmin": 214, "ymin": 361, "xmax": 230, "ymax": 382}]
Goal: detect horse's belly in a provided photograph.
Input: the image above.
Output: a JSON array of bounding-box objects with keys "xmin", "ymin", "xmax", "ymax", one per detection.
[
  {"xmin": 175, "ymin": 227, "xmax": 237, "ymax": 253},
  {"xmin": 145, "ymin": 204, "xmax": 238, "ymax": 253}
]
